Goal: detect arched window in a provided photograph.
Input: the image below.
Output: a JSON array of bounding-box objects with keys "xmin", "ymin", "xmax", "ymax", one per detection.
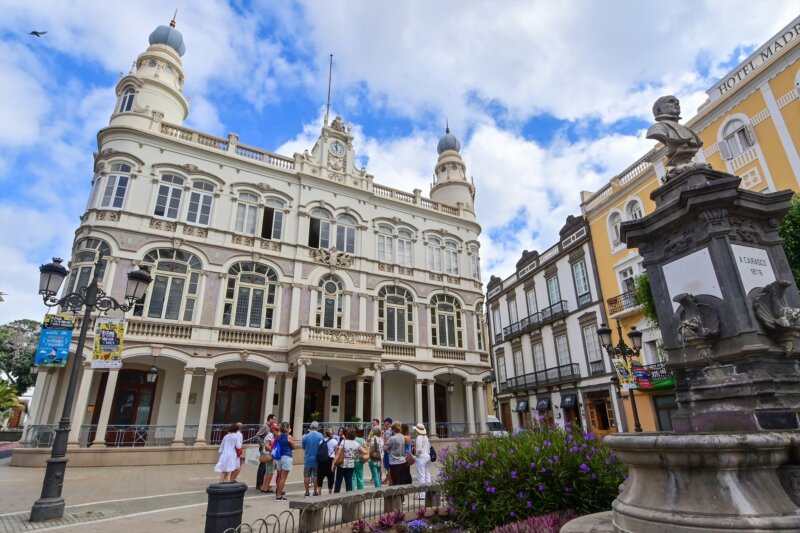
[
  {"xmin": 608, "ymin": 212, "xmax": 622, "ymax": 248},
  {"xmin": 100, "ymin": 163, "xmax": 131, "ymax": 209},
  {"xmin": 316, "ymin": 275, "xmax": 344, "ymax": 329},
  {"xmin": 397, "ymin": 229, "xmax": 413, "ymax": 267},
  {"xmin": 378, "ymin": 286, "xmax": 413, "ymax": 343},
  {"xmin": 377, "ymin": 225, "xmax": 394, "ymax": 262},
  {"xmin": 186, "ymin": 181, "xmax": 214, "ymax": 225},
  {"xmin": 720, "ymin": 119, "xmax": 755, "ymax": 160},
  {"xmin": 134, "ymin": 249, "xmax": 202, "ymax": 321},
  {"xmin": 308, "ymin": 209, "xmax": 332, "ymax": 249},
  {"xmin": 469, "ymin": 245, "xmax": 480, "ymax": 279},
  {"xmin": 235, "ymin": 192, "xmax": 260, "ymax": 234},
  {"xmin": 444, "ymin": 240, "xmax": 460, "ymax": 275},
  {"xmin": 154, "ymin": 174, "xmax": 184, "ymax": 220},
  {"xmin": 335, "ymin": 214, "xmax": 357, "ymax": 253},
  {"xmin": 119, "ymin": 86, "xmax": 135, "ymax": 113},
  {"xmin": 64, "ymin": 238, "xmax": 111, "ymax": 300},
  {"xmin": 625, "ymin": 200, "xmax": 643, "ymax": 221},
  {"xmin": 430, "ymin": 294, "xmax": 463, "ymax": 348},
  {"xmin": 262, "ymin": 198, "xmax": 284, "ymax": 240},
  {"xmin": 222, "ymin": 262, "xmax": 278, "ymax": 329},
  {"xmin": 427, "ymin": 237, "xmax": 443, "ymax": 271}
]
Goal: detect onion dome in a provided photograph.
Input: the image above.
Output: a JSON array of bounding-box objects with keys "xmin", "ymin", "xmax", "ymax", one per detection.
[
  {"xmin": 148, "ymin": 16, "xmax": 186, "ymax": 57},
  {"xmin": 437, "ymin": 126, "xmax": 461, "ymax": 154}
]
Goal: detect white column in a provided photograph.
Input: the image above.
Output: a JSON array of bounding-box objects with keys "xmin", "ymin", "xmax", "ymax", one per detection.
[
  {"xmin": 264, "ymin": 372, "xmax": 277, "ymax": 420},
  {"xmin": 760, "ymin": 83, "xmax": 800, "ymax": 186},
  {"xmin": 39, "ymin": 368, "xmax": 59, "ymax": 425},
  {"xmin": 359, "ymin": 295, "xmax": 367, "ymax": 331},
  {"xmin": 415, "ymin": 379, "xmax": 424, "ymax": 425},
  {"xmin": 476, "ymin": 382, "xmax": 488, "ymax": 434},
  {"xmin": 22, "ymin": 369, "xmax": 52, "ymax": 442},
  {"xmin": 465, "ymin": 381, "xmax": 476, "ymax": 435},
  {"xmin": 281, "ymin": 371, "xmax": 294, "ymax": 424},
  {"xmin": 94, "ymin": 368, "xmax": 120, "ymax": 446},
  {"xmin": 172, "ymin": 367, "xmax": 195, "ymax": 446},
  {"xmin": 195, "ymin": 369, "xmax": 216, "ymax": 445},
  {"xmin": 293, "ymin": 360, "xmax": 308, "ymax": 439},
  {"xmin": 289, "ymin": 285, "xmax": 302, "ymax": 332},
  {"xmin": 68, "ymin": 362, "xmax": 94, "ymax": 447},
  {"xmin": 355, "ymin": 375, "xmax": 365, "ymax": 422},
  {"xmin": 371, "ymin": 364, "xmax": 383, "ymax": 421},
  {"xmin": 427, "ymin": 380, "xmax": 437, "ymax": 438}
]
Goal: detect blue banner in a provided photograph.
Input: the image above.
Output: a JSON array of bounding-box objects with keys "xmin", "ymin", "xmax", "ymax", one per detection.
[{"xmin": 34, "ymin": 314, "xmax": 75, "ymax": 367}]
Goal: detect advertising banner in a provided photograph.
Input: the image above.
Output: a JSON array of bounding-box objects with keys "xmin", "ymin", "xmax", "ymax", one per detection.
[
  {"xmin": 633, "ymin": 366, "xmax": 653, "ymax": 389},
  {"xmin": 91, "ymin": 318, "xmax": 125, "ymax": 369},
  {"xmin": 611, "ymin": 358, "xmax": 637, "ymax": 390},
  {"xmin": 34, "ymin": 314, "xmax": 75, "ymax": 367}
]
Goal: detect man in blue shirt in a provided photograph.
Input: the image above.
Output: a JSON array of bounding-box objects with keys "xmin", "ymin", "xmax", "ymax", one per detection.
[{"xmin": 301, "ymin": 421, "xmax": 324, "ymax": 497}]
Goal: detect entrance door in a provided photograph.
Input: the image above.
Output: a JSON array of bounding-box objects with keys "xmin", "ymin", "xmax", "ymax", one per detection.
[
  {"xmin": 213, "ymin": 374, "xmax": 263, "ymax": 425},
  {"xmin": 587, "ymin": 393, "xmax": 615, "ymax": 439},
  {"xmin": 304, "ymin": 377, "xmax": 325, "ymax": 423},
  {"xmin": 501, "ymin": 402, "xmax": 512, "ymax": 433},
  {"xmin": 91, "ymin": 370, "xmax": 157, "ymax": 446}
]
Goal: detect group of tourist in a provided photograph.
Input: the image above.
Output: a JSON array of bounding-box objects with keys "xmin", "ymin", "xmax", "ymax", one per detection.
[{"xmin": 215, "ymin": 415, "xmax": 433, "ymax": 501}]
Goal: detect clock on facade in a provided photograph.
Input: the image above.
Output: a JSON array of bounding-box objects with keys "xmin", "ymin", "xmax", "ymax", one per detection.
[{"xmin": 329, "ymin": 142, "xmax": 345, "ymax": 157}]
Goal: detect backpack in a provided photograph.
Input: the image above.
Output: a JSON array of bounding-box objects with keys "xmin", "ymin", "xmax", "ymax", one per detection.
[
  {"xmin": 369, "ymin": 437, "xmax": 382, "ymax": 462},
  {"xmin": 430, "ymin": 445, "xmax": 437, "ymax": 462},
  {"xmin": 271, "ymin": 436, "xmax": 282, "ymax": 460},
  {"xmin": 316, "ymin": 437, "xmax": 331, "ymax": 463}
]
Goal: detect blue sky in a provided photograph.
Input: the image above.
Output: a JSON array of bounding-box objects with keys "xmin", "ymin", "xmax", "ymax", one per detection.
[{"xmin": 0, "ymin": 0, "xmax": 797, "ymax": 323}]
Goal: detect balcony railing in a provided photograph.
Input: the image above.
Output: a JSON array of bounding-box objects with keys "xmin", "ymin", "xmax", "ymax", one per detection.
[
  {"xmin": 498, "ymin": 363, "xmax": 581, "ymax": 393},
  {"xmin": 607, "ymin": 291, "xmax": 637, "ymax": 315},
  {"xmin": 208, "ymin": 424, "xmax": 262, "ymax": 445},
  {"xmin": 589, "ymin": 360, "xmax": 607, "ymax": 375},
  {"xmin": 498, "ymin": 300, "xmax": 570, "ymax": 344}
]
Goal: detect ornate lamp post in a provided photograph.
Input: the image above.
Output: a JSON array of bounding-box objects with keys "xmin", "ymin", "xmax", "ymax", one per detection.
[
  {"xmin": 30, "ymin": 256, "xmax": 151, "ymax": 522},
  {"xmin": 597, "ymin": 321, "xmax": 643, "ymax": 433}
]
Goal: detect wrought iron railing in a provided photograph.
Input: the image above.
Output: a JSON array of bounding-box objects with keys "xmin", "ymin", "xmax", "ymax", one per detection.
[
  {"xmin": 500, "ymin": 301, "xmax": 570, "ymax": 343},
  {"xmin": 208, "ymin": 424, "xmax": 262, "ymax": 445},
  {"xmin": 498, "ymin": 363, "xmax": 582, "ymax": 393},
  {"xmin": 590, "ymin": 360, "xmax": 607, "ymax": 375},
  {"xmin": 634, "ymin": 361, "xmax": 676, "ymax": 391},
  {"xmin": 608, "ymin": 291, "xmax": 638, "ymax": 315},
  {"xmin": 101, "ymin": 425, "xmax": 177, "ymax": 447},
  {"xmin": 21, "ymin": 424, "xmax": 58, "ymax": 448},
  {"xmin": 434, "ymin": 422, "xmax": 468, "ymax": 438}
]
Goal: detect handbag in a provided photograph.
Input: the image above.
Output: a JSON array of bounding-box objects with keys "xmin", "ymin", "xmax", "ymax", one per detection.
[
  {"xmin": 244, "ymin": 446, "xmax": 261, "ymax": 466},
  {"xmin": 333, "ymin": 445, "xmax": 345, "ymax": 467},
  {"xmin": 369, "ymin": 438, "xmax": 382, "ymax": 462},
  {"xmin": 430, "ymin": 445, "xmax": 437, "ymax": 462},
  {"xmin": 405, "ymin": 452, "xmax": 416, "ymax": 465},
  {"xmin": 358, "ymin": 444, "xmax": 370, "ymax": 463}
]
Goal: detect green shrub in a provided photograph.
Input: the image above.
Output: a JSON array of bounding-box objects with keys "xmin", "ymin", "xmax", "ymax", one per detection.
[
  {"xmin": 779, "ymin": 194, "xmax": 800, "ymax": 285},
  {"xmin": 633, "ymin": 273, "xmax": 659, "ymax": 327},
  {"xmin": 437, "ymin": 425, "xmax": 626, "ymax": 532}
]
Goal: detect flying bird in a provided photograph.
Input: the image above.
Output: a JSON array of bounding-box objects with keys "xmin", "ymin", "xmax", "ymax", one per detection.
[{"xmin": 29, "ymin": 31, "xmax": 47, "ymax": 37}]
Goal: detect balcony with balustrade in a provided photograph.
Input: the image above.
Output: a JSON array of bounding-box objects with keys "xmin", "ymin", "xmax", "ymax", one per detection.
[
  {"xmin": 498, "ymin": 363, "xmax": 582, "ymax": 393},
  {"xmin": 498, "ymin": 300, "xmax": 570, "ymax": 344},
  {"xmin": 607, "ymin": 290, "xmax": 639, "ymax": 319}
]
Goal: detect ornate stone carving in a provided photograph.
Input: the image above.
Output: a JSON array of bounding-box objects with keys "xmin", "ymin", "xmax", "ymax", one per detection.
[
  {"xmin": 260, "ymin": 240, "xmax": 281, "ymax": 252},
  {"xmin": 330, "ymin": 116, "xmax": 346, "ymax": 133},
  {"xmin": 429, "ymin": 272, "xmax": 443, "ymax": 282},
  {"xmin": 753, "ymin": 280, "xmax": 800, "ymax": 354},
  {"xmin": 378, "ymin": 262, "xmax": 393, "ymax": 273},
  {"xmin": 240, "ymin": 351, "xmax": 250, "ymax": 362},
  {"xmin": 95, "ymin": 211, "xmax": 120, "ymax": 222},
  {"xmin": 646, "ymin": 95, "xmax": 710, "ymax": 180},
  {"xmin": 149, "ymin": 219, "xmax": 176, "ymax": 232},
  {"xmin": 663, "ymin": 225, "xmax": 697, "ymax": 256},
  {"xmin": 729, "ymin": 216, "xmax": 762, "ymax": 244},
  {"xmin": 233, "ymin": 235, "xmax": 254, "ymax": 246},
  {"xmin": 309, "ymin": 247, "xmax": 353, "ymax": 269},
  {"xmin": 328, "ymin": 156, "xmax": 344, "ymax": 171},
  {"xmin": 674, "ymin": 293, "xmax": 720, "ymax": 361},
  {"xmin": 182, "ymin": 226, "xmax": 208, "ymax": 238},
  {"xmin": 398, "ymin": 267, "xmax": 413, "ymax": 276},
  {"xmin": 256, "ymin": 182, "xmax": 272, "ymax": 192},
  {"xmin": 181, "ymin": 163, "xmax": 200, "ymax": 173}
]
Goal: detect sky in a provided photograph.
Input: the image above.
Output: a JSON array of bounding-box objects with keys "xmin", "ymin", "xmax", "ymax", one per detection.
[{"xmin": 0, "ymin": 0, "xmax": 797, "ymax": 324}]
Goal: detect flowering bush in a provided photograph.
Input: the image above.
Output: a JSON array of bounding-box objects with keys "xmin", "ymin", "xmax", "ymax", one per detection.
[
  {"xmin": 438, "ymin": 424, "xmax": 626, "ymax": 532},
  {"xmin": 490, "ymin": 510, "xmax": 577, "ymax": 533}
]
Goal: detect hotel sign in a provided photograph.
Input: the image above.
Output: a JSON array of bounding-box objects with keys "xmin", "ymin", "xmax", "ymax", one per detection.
[{"xmin": 710, "ymin": 18, "xmax": 800, "ymax": 101}]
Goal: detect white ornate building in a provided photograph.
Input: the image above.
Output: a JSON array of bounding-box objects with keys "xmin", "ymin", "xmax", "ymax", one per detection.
[{"xmin": 16, "ymin": 20, "xmax": 489, "ymax": 466}]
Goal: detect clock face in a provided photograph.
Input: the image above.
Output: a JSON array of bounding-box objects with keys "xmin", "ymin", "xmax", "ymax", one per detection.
[{"xmin": 330, "ymin": 142, "xmax": 345, "ymax": 157}]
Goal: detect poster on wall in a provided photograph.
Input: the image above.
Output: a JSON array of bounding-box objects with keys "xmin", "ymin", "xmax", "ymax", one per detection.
[
  {"xmin": 611, "ymin": 358, "xmax": 637, "ymax": 390},
  {"xmin": 632, "ymin": 366, "xmax": 653, "ymax": 389},
  {"xmin": 34, "ymin": 314, "xmax": 75, "ymax": 367},
  {"xmin": 91, "ymin": 318, "xmax": 125, "ymax": 369}
]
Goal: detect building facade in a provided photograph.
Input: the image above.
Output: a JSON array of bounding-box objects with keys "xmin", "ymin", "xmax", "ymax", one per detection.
[
  {"xmin": 581, "ymin": 14, "xmax": 800, "ymax": 432},
  {"xmin": 17, "ymin": 21, "xmax": 490, "ymax": 466},
  {"xmin": 486, "ymin": 216, "xmax": 624, "ymax": 439}
]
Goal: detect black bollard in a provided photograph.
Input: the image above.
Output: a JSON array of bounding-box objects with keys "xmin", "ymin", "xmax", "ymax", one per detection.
[{"xmin": 205, "ymin": 482, "xmax": 248, "ymax": 533}]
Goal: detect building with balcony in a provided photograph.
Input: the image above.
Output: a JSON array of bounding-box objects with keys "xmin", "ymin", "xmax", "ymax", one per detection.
[
  {"xmin": 15, "ymin": 20, "xmax": 490, "ymax": 467},
  {"xmin": 486, "ymin": 216, "xmax": 624, "ymax": 439},
  {"xmin": 580, "ymin": 14, "xmax": 800, "ymax": 432}
]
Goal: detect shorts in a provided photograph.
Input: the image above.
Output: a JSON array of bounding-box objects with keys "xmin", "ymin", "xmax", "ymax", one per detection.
[
  {"xmin": 303, "ymin": 466, "xmax": 318, "ymax": 478},
  {"xmin": 264, "ymin": 461, "xmax": 275, "ymax": 474},
  {"xmin": 279, "ymin": 456, "xmax": 293, "ymax": 471}
]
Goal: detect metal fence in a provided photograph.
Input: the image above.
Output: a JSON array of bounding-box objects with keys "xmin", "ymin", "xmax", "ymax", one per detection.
[
  {"xmin": 209, "ymin": 424, "xmax": 262, "ymax": 445},
  {"xmin": 21, "ymin": 424, "xmax": 58, "ymax": 448}
]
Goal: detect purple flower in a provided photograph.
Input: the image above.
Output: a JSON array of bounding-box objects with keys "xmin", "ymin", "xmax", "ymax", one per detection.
[
  {"xmin": 518, "ymin": 491, "xmax": 524, "ymax": 499},
  {"xmin": 553, "ymin": 455, "xmax": 560, "ymax": 462},
  {"xmin": 591, "ymin": 473, "xmax": 597, "ymax": 479},
  {"xmin": 530, "ymin": 462, "xmax": 536, "ymax": 468},
  {"xmin": 510, "ymin": 448, "xmax": 515, "ymax": 455},
  {"xmin": 534, "ymin": 446, "xmax": 541, "ymax": 452},
  {"xmin": 471, "ymin": 504, "xmax": 477, "ymax": 511},
  {"xmin": 540, "ymin": 467, "xmax": 548, "ymax": 473},
  {"xmin": 564, "ymin": 487, "xmax": 573, "ymax": 493},
  {"xmin": 544, "ymin": 440, "xmax": 552, "ymax": 447},
  {"xmin": 511, "ymin": 471, "xmax": 517, "ymax": 479},
  {"xmin": 465, "ymin": 464, "xmax": 471, "ymax": 470},
  {"xmin": 580, "ymin": 463, "xmax": 590, "ymax": 472},
  {"xmin": 527, "ymin": 501, "xmax": 533, "ymax": 508},
  {"xmin": 538, "ymin": 485, "xmax": 545, "ymax": 491},
  {"xmin": 510, "ymin": 512, "xmax": 516, "ymax": 518},
  {"xmin": 490, "ymin": 453, "xmax": 497, "ymax": 458}
]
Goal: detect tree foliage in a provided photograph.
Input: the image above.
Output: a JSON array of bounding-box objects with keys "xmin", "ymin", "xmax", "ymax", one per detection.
[
  {"xmin": 0, "ymin": 380, "xmax": 23, "ymax": 410},
  {"xmin": 0, "ymin": 319, "xmax": 41, "ymax": 394},
  {"xmin": 779, "ymin": 194, "xmax": 800, "ymax": 285},
  {"xmin": 632, "ymin": 273, "xmax": 659, "ymax": 327}
]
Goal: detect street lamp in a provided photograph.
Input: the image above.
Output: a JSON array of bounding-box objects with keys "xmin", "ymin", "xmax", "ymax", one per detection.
[
  {"xmin": 597, "ymin": 321, "xmax": 643, "ymax": 433},
  {"xmin": 30, "ymin": 256, "xmax": 151, "ymax": 522}
]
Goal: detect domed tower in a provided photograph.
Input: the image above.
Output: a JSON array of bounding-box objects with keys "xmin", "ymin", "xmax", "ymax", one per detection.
[
  {"xmin": 430, "ymin": 126, "xmax": 476, "ymax": 220},
  {"xmin": 109, "ymin": 14, "xmax": 189, "ymax": 129}
]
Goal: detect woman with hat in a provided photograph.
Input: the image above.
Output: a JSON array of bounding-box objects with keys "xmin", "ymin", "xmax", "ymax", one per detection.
[{"xmin": 413, "ymin": 422, "xmax": 431, "ymax": 499}]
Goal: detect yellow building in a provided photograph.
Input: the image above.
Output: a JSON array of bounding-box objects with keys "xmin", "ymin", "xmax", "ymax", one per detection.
[{"xmin": 581, "ymin": 15, "xmax": 800, "ymax": 432}]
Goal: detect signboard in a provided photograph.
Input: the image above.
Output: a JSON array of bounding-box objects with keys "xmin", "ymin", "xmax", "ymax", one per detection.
[
  {"xmin": 731, "ymin": 244, "xmax": 776, "ymax": 296},
  {"xmin": 34, "ymin": 314, "xmax": 75, "ymax": 367},
  {"xmin": 632, "ymin": 366, "xmax": 653, "ymax": 389},
  {"xmin": 663, "ymin": 248, "xmax": 723, "ymax": 311},
  {"xmin": 612, "ymin": 358, "xmax": 637, "ymax": 390},
  {"xmin": 91, "ymin": 318, "xmax": 125, "ymax": 369}
]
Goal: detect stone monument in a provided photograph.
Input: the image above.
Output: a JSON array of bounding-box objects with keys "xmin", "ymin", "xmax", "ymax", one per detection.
[{"xmin": 569, "ymin": 96, "xmax": 800, "ymax": 532}]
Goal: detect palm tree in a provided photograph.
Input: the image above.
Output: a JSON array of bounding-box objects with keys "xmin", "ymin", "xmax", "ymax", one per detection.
[{"xmin": 0, "ymin": 380, "xmax": 22, "ymax": 411}]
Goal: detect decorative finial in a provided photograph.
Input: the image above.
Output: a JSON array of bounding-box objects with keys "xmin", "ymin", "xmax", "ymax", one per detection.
[
  {"xmin": 170, "ymin": 9, "xmax": 178, "ymax": 28},
  {"xmin": 446, "ymin": 118, "xmax": 450, "ymax": 134},
  {"xmin": 646, "ymin": 95, "xmax": 708, "ymax": 180}
]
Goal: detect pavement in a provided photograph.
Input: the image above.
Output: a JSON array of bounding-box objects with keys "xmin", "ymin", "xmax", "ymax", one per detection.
[{"xmin": 0, "ymin": 454, "xmax": 440, "ymax": 532}]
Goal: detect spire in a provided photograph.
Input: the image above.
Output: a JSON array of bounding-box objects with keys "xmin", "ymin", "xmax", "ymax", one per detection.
[
  {"xmin": 324, "ymin": 54, "xmax": 333, "ymax": 126},
  {"xmin": 170, "ymin": 9, "xmax": 178, "ymax": 28},
  {"xmin": 446, "ymin": 118, "xmax": 450, "ymax": 134}
]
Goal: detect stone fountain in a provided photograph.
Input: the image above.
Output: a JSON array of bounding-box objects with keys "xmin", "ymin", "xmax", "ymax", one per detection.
[{"xmin": 567, "ymin": 96, "xmax": 800, "ymax": 532}]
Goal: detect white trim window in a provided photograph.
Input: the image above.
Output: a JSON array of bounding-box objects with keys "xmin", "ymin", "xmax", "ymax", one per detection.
[
  {"xmin": 525, "ymin": 288, "xmax": 538, "ymax": 315},
  {"xmin": 154, "ymin": 174, "xmax": 184, "ymax": 220},
  {"xmin": 427, "ymin": 237, "xmax": 443, "ymax": 271},
  {"xmin": 378, "ymin": 286, "xmax": 413, "ymax": 343},
  {"xmin": 469, "ymin": 245, "xmax": 480, "ymax": 279},
  {"xmin": 582, "ymin": 324, "xmax": 604, "ymax": 369},
  {"xmin": 555, "ymin": 334, "xmax": 571, "ymax": 367},
  {"xmin": 475, "ymin": 303, "xmax": 485, "ymax": 351},
  {"xmin": 335, "ymin": 214, "xmax": 357, "ymax": 253},
  {"xmin": 626, "ymin": 200, "xmax": 643, "ymax": 221},
  {"xmin": 513, "ymin": 349, "xmax": 525, "ymax": 377},
  {"xmin": 186, "ymin": 181, "xmax": 214, "ymax": 226},
  {"xmin": 444, "ymin": 240, "xmax": 460, "ymax": 275},
  {"xmin": 119, "ymin": 86, "xmax": 135, "ymax": 113},
  {"xmin": 316, "ymin": 275, "xmax": 344, "ymax": 329},
  {"xmin": 134, "ymin": 248, "xmax": 202, "ymax": 322},
  {"xmin": 430, "ymin": 294, "xmax": 463, "ymax": 348},
  {"xmin": 572, "ymin": 260, "xmax": 591, "ymax": 306},
  {"xmin": 235, "ymin": 192, "xmax": 260, "ymax": 234},
  {"xmin": 532, "ymin": 341, "xmax": 545, "ymax": 372},
  {"xmin": 308, "ymin": 209, "xmax": 332, "ymax": 248},
  {"xmin": 377, "ymin": 225, "xmax": 394, "ymax": 263},
  {"xmin": 397, "ymin": 229, "xmax": 413, "ymax": 267},
  {"xmin": 492, "ymin": 308, "xmax": 502, "ymax": 339},
  {"xmin": 546, "ymin": 275, "xmax": 561, "ymax": 305},
  {"xmin": 620, "ymin": 266, "xmax": 636, "ymax": 293},
  {"xmin": 100, "ymin": 163, "xmax": 131, "ymax": 209},
  {"xmin": 262, "ymin": 198, "xmax": 284, "ymax": 240},
  {"xmin": 719, "ymin": 119, "xmax": 755, "ymax": 159},
  {"xmin": 608, "ymin": 212, "xmax": 622, "ymax": 248},
  {"xmin": 64, "ymin": 238, "xmax": 111, "ymax": 301},
  {"xmin": 496, "ymin": 354, "xmax": 507, "ymax": 383},
  {"xmin": 222, "ymin": 262, "xmax": 278, "ymax": 329},
  {"xmin": 508, "ymin": 299, "xmax": 518, "ymax": 324}
]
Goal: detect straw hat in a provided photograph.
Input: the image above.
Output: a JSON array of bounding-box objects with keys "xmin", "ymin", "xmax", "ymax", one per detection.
[{"xmin": 414, "ymin": 423, "xmax": 427, "ymax": 435}]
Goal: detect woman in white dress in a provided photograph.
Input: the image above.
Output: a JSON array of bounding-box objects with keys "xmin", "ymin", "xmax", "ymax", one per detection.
[
  {"xmin": 215, "ymin": 424, "xmax": 241, "ymax": 482},
  {"xmin": 413, "ymin": 423, "xmax": 431, "ymax": 498}
]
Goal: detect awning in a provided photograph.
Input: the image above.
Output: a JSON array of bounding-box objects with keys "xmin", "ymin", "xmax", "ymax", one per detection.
[
  {"xmin": 535, "ymin": 398, "xmax": 551, "ymax": 411},
  {"xmin": 560, "ymin": 394, "xmax": 578, "ymax": 409},
  {"xmin": 515, "ymin": 400, "xmax": 528, "ymax": 412}
]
